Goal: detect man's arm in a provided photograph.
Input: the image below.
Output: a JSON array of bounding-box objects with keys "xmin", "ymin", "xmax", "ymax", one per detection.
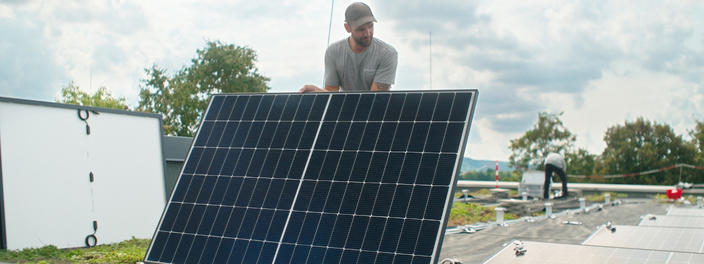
[
  {"xmin": 300, "ymin": 44, "xmax": 342, "ymax": 93},
  {"xmin": 370, "ymin": 82, "xmax": 391, "ymax": 91},
  {"xmin": 370, "ymin": 46, "xmax": 398, "ymax": 91},
  {"xmin": 299, "ymin": 85, "xmax": 340, "ymax": 93}
]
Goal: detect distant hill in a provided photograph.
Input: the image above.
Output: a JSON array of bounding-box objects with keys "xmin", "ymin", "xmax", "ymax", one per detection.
[{"xmin": 460, "ymin": 157, "xmax": 513, "ymax": 172}]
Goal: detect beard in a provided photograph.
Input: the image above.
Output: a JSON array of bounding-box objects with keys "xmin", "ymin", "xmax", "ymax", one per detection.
[{"xmin": 352, "ymin": 35, "xmax": 372, "ymax": 47}]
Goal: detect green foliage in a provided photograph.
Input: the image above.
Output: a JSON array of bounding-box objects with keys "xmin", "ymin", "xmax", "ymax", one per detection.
[
  {"xmin": 564, "ymin": 148, "xmax": 596, "ymax": 176},
  {"xmin": 508, "ymin": 112, "xmax": 576, "ymax": 172},
  {"xmin": 654, "ymin": 193, "xmax": 670, "ymax": 201},
  {"xmin": 584, "ymin": 192, "xmax": 627, "ymax": 202},
  {"xmin": 504, "ymin": 113, "xmax": 704, "ymax": 185},
  {"xmin": 595, "ymin": 118, "xmax": 696, "ymax": 184},
  {"xmin": 459, "ymin": 169, "xmax": 515, "ymax": 182},
  {"xmin": 690, "ymin": 120, "xmax": 704, "ymax": 165},
  {"xmin": 654, "ymin": 194, "xmax": 697, "ymax": 204},
  {"xmin": 448, "ymin": 203, "xmax": 517, "ymax": 226},
  {"xmin": 454, "ymin": 189, "xmax": 492, "ymax": 198},
  {"xmin": 57, "ymin": 81, "xmax": 129, "ymax": 110},
  {"xmin": 138, "ymin": 41, "xmax": 270, "ymax": 136},
  {"xmin": 472, "ymin": 189, "xmax": 491, "ymax": 196},
  {"xmin": 0, "ymin": 237, "xmax": 148, "ymax": 264},
  {"xmin": 564, "ymin": 148, "xmax": 597, "ymax": 183}
]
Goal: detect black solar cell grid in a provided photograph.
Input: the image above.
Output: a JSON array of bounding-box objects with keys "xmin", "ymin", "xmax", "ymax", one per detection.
[{"xmin": 145, "ymin": 90, "xmax": 477, "ymax": 264}]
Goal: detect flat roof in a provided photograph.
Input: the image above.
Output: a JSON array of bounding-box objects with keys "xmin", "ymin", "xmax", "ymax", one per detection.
[
  {"xmin": 484, "ymin": 241, "xmax": 704, "ymax": 264},
  {"xmin": 439, "ymin": 199, "xmax": 669, "ymax": 263}
]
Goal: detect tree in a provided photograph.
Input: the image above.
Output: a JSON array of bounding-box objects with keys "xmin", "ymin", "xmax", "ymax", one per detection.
[
  {"xmin": 595, "ymin": 118, "xmax": 695, "ymax": 184},
  {"xmin": 57, "ymin": 81, "xmax": 128, "ymax": 110},
  {"xmin": 691, "ymin": 120, "xmax": 704, "ymax": 165},
  {"xmin": 137, "ymin": 41, "xmax": 270, "ymax": 136},
  {"xmin": 564, "ymin": 148, "xmax": 596, "ymax": 182},
  {"xmin": 508, "ymin": 112, "xmax": 576, "ymax": 172}
]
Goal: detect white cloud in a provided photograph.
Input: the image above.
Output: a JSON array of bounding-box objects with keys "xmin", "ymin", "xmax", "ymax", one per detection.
[
  {"xmin": 1, "ymin": 0, "xmax": 704, "ymax": 161},
  {"xmin": 564, "ymin": 65, "xmax": 704, "ymax": 154},
  {"xmin": 0, "ymin": 4, "xmax": 13, "ymax": 19}
]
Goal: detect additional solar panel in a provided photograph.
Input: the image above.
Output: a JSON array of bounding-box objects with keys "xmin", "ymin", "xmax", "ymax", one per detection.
[
  {"xmin": 583, "ymin": 225, "xmax": 704, "ymax": 254},
  {"xmin": 484, "ymin": 241, "xmax": 704, "ymax": 264},
  {"xmin": 639, "ymin": 215, "xmax": 704, "ymax": 229},
  {"xmin": 667, "ymin": 207, "xmax": 704, "ymax": 217},
  {"xmin": 144, "ymin": 90, "xmax": 478, "ymax": 264}
]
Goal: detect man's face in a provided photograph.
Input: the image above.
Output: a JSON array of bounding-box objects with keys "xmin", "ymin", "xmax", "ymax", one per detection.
[{"xmin": 350, "ymin": 22, "xmax": 374, "ymax": 47}]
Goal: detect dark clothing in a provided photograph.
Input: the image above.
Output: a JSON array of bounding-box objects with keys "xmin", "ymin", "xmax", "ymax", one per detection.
[{"xmin": 544, "ymin": 164, "xmax": 568, "ymax": 199}]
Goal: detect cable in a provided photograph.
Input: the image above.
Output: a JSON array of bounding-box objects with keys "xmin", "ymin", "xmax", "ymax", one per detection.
[
  {"xmin": 85, "ymin": 221, "xmax": 98, "ymax": 247},
  {"xmin": 326, "ymin": 0, "xmax": 335, "ymax": 48},
  {"xmin": 77, "ymin": 109, "xmax": 91, "ymax": 135},
  {"xmin": 323, "ymin": 0, "xmax": 335, "ymax": 86},
  {"xmin": 568, "ymin": 163, "xmax": 704, "ymax": 179}
]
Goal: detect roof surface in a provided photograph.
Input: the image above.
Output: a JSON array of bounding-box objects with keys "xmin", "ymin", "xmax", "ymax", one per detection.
[{"xmin": 440, "ymin": 199, "xmax": 673, "ymax": 263}]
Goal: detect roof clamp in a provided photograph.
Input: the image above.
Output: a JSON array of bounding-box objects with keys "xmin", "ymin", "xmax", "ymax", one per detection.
[
  {"xmin": 606, "ymin": 221, "xmax": 616, "ymax": 233},
  {"xmin": 544, "ymin": 202, "xmax": 553, "ymax": 218},
  {"xmin": 495, "ymin": 207, "xmax": 507, "ymax": 226},
  {"xmin": 562, "ymin": 220, "xmax": 583, "ymax": 225},
  {"xmin": 440, "ymin": 257, "xmax": 463, "ymax": 264},
  {"xmin": 513, "ymin": 240, "xmax": 527, "ymax": 256}
]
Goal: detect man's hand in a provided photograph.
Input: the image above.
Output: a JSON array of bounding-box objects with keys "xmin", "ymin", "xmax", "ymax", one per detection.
[
  {"xmin": 299, "ymin": 85, "xmax": 324, "ymax": 93},
  {"xmin": 370, "ymin": 82, "xmax": 391, "ymax": 91},
  {"xmin": 299, "ymin": 85, "xmax": 340, "ymax": 93}
]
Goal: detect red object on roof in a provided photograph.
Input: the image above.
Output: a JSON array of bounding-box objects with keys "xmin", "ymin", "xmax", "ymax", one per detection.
[{"xmin": 666, "ymin": 188, "xmax": 682, "ymax": 200}]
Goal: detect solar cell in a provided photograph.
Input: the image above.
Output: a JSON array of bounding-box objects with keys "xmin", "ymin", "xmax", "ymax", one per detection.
[{"xmin": 144, "ymin": 90, "xmax": 477, "ymax": 264}]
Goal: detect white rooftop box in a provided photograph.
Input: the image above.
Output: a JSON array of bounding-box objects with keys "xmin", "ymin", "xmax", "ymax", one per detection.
[
  {"xmin": 519, "ymin": 170, "xmax": 549, "ymax": 199},
  {"xmin": 0, "ymin": 97, "xmax": 166, "ymax": 250}
]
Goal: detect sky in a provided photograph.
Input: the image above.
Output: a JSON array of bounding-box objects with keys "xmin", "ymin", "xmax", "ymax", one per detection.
[{"xmin": 1, "ymin": 0, "xmax": 703, "ymax": 161}]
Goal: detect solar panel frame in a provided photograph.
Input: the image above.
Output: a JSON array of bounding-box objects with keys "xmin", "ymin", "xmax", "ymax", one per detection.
[
  {"xmin": 667, "ymin": 207, "xmax": 704, "ymax": 217},
  {"xmin": 583, "ymin": 225, "xmax": 704, "ymax": 254},
  {"xmin": 144, "ymin": 90, "xmax": 478, "ymax": 264},
  {"xmin": 639, "ymin": 215, "xmax": 704, "ymax": 229}
]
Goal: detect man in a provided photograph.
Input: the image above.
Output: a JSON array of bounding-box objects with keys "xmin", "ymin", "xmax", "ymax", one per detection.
[
  {"xmin": 300, "ymin": 2, "xmax": 398, "ymax": 92},
  {"xmin": 544, "ymin": 152, "xmax": 568, "ymax": 199}
]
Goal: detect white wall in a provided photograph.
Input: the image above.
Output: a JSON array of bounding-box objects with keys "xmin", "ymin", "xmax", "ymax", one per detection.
[{"xmin": 0, "ymin": 99, "xmax": 165, "ymax": 250}]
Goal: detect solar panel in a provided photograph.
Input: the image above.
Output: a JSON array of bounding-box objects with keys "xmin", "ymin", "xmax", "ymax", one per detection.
[
  {"xmin": 667, "ymin": 207, "xmax": 704, "ymax": 217},
  {"xmin": 583, "ymin": 225, "xmax": 704, "ymax": 254},
  {"xmin": 144, "ymin": 90, "xmax": 478, "ymax": 264},
  {"xmin": 483, "ymin": 241, "xmax": 704, "ymax": 264},
  {"xmin": 639, "ymin": 215, "xmax": 704, "ymax": 229}
]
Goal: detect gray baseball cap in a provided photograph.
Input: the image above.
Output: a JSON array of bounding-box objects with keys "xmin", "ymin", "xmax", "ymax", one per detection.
[{"xmin": 345, "ymin": 2, "xmax": 377, "ymax": 30}]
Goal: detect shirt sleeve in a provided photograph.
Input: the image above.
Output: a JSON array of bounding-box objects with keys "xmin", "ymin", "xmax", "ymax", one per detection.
[
  {"xmin": 373, "ymin": 47, "xmax": 398, "ymax": 85},
  {"xmin": 324, "ymin": 47, "xmax": 340, "ymax": 87}
]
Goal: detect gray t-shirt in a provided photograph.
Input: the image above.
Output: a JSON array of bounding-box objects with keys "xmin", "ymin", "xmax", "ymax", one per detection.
[{"xmin": 324, "ymin": 38, "xmax": 398, "ymax": 91}]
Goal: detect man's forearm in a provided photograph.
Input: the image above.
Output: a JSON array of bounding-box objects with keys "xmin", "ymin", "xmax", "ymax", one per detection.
[
  {"xmin": 324, "ymin": 85, "xmax": 340, "ymax": 92},
  {"xmin": 300, "ymin": 85, "xmax": 340, "ymax": 93},
  {"xmin": 370, "ymin": 82, "xmax": 391, "ymax": 91}
]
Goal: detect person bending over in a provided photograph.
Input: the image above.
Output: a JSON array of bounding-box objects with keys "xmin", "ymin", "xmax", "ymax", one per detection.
[{"xmin": 544, "ymin": 152, "xmax": 568, "ymax": 199}]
